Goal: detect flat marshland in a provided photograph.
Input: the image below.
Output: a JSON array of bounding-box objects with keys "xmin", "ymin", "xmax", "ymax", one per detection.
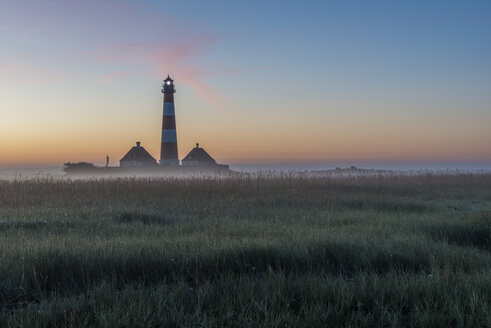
[{"xmin": 0, "ymin": 173, "xmax": 490, "ymax": 327}]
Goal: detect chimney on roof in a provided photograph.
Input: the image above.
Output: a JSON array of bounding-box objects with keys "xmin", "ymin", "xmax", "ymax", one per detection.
[
  {"xmin": 196, "ymin": 143, "xmax": 199, "ymax": 149},
  {"xmin": 136, "ymin": 141, "xmax": 141, "ymax": 148}
]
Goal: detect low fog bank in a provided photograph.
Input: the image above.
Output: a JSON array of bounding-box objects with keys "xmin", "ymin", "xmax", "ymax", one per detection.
[
  {"xmin": 0, "ymin": 163, "xmax": 490, "ymax": 181},
  {"xmin": 231, "ymin": 162, "xmax": 491, "ymax": 173},
  {"xmin": 0, "ymin": 167, "xmax": 65, "ymax": 180}
]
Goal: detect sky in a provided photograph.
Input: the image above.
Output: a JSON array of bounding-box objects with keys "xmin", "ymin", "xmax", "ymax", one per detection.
[{"xmin": 0, "ymin": 0, "xmax": 490, "ymax": 168}]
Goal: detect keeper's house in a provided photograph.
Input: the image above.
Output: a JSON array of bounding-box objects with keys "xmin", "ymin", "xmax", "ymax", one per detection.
[
  {"xmin": 182, "ymin": 143, "xmax": 229, "ymax": 170},
  {"xmin": 120, "ymin": 142, "xmax": 158, "ymax": 167}
]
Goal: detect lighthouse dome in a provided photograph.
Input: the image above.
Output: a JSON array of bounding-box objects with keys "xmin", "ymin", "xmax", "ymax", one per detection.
[{"xmin": 162, "ymin": 75, "xmax": 176, "ymax": 94}]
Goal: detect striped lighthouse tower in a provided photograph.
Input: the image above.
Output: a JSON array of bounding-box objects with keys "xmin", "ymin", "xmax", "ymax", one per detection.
[{"xmin": 160, "ymin": 76, "xmax": 179, "ymax": 165}]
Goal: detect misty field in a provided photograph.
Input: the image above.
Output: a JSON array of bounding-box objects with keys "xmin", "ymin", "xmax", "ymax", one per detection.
[{"xmin": 0, "ymin": 173, "xmax": 490, "ymax": 327}]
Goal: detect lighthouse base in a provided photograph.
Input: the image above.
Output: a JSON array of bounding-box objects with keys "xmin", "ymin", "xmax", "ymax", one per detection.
[{"xmin": 160, "ymin": 159, "xmax": 180, "ymax": 166}]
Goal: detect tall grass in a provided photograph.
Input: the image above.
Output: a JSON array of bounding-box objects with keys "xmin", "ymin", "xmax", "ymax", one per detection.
[{"xmin": 0, "ymin": 173, "xmax": 490, "ymax": 327}]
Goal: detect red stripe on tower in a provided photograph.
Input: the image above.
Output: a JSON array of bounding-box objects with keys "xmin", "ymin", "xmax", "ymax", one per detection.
[{"xmin": 160, "ymin": 76, "xmax": 179, "ymax": 165}]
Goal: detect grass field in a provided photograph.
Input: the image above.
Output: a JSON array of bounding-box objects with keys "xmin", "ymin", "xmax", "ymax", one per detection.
[{"xmin": 0, "ymin": 173, "xmax": 490, "ymax": 327}]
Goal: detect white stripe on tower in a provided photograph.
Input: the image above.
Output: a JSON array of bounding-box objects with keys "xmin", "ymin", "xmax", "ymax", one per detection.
[
  {"xmin": 163, "ymin": 102, "xmax": 175, "ymax": 116},
  {"xmin": 161, "ymin": 129, "xmax": 177, "ymax": 142}
]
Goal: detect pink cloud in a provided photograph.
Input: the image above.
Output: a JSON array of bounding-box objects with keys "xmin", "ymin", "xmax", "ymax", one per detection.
[
  {"xmin": 98, "ymin": 71, "xmax": 131, "ymax": 83},
  {"xmin": 89, "ymin": 35, "xmax": 215, "ymax": 68},
  {"xmin": 43, "ymin": 1, "xmax": 130, "ymax": 8},
  {"xmin": 16, "ymin": 27, "xmax": 44, "ymax": 37},
  {"xmin": 0, "ymin": 63, "xmax": 38, "ymax": 74},
  {"xmin": 87, "ymin": 36, "xmax": 241, "ymax": 112},
  {"xmin": 0, "ymin": 24, "xmax": 43, "ymax": 38},
  {"xmin": 1, "ymin": 1, "xmax": 244, "ymax": 111},
  {"xmin": 176, "ymin": 66, "xmax": 243, "ymax": 113},
  {"xmin": 151, "ymin": 42, "xmax": 241, "ymax": 113},
  {"xmin": 0, "ymin": 63, "xmax": 66, "ymax": 84}
]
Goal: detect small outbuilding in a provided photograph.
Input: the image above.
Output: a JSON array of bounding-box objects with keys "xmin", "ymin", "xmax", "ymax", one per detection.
[{"xmin": 120, "ymin": 142, "xmax": 158, "ymax": 167}]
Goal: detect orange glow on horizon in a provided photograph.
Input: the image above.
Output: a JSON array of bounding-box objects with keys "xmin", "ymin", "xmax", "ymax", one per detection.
[{"xmin": 1, "ymin": 118, "xmax": 490, "ymax": 167}]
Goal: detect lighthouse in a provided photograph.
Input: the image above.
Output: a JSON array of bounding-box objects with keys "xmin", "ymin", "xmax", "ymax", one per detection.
[{"xmin": 160, "ymin": 76, "xmax": 179, "ymax": 165}]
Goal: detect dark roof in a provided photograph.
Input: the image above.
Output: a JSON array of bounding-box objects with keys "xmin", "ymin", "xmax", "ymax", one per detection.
[
  {"xmin": 164, "ymin": 75, "xmax": 173, "ymax": 83},
  {"xmin": 182, "ymin": 144, "xmax": 216, "ymax": 164},
  {"xmin": 120, "ymin": 143, "xmax": 157, "ymax": 165}
]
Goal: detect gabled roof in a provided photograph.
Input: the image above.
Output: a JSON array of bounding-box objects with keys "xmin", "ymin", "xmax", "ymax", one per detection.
[
  {"xmin": 120, "ymin": 143, "xmax": 157, "ymax": 165},
  {"xmin": 182, "ymin": 144, "xmax": 216, "ymax": 164}
]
